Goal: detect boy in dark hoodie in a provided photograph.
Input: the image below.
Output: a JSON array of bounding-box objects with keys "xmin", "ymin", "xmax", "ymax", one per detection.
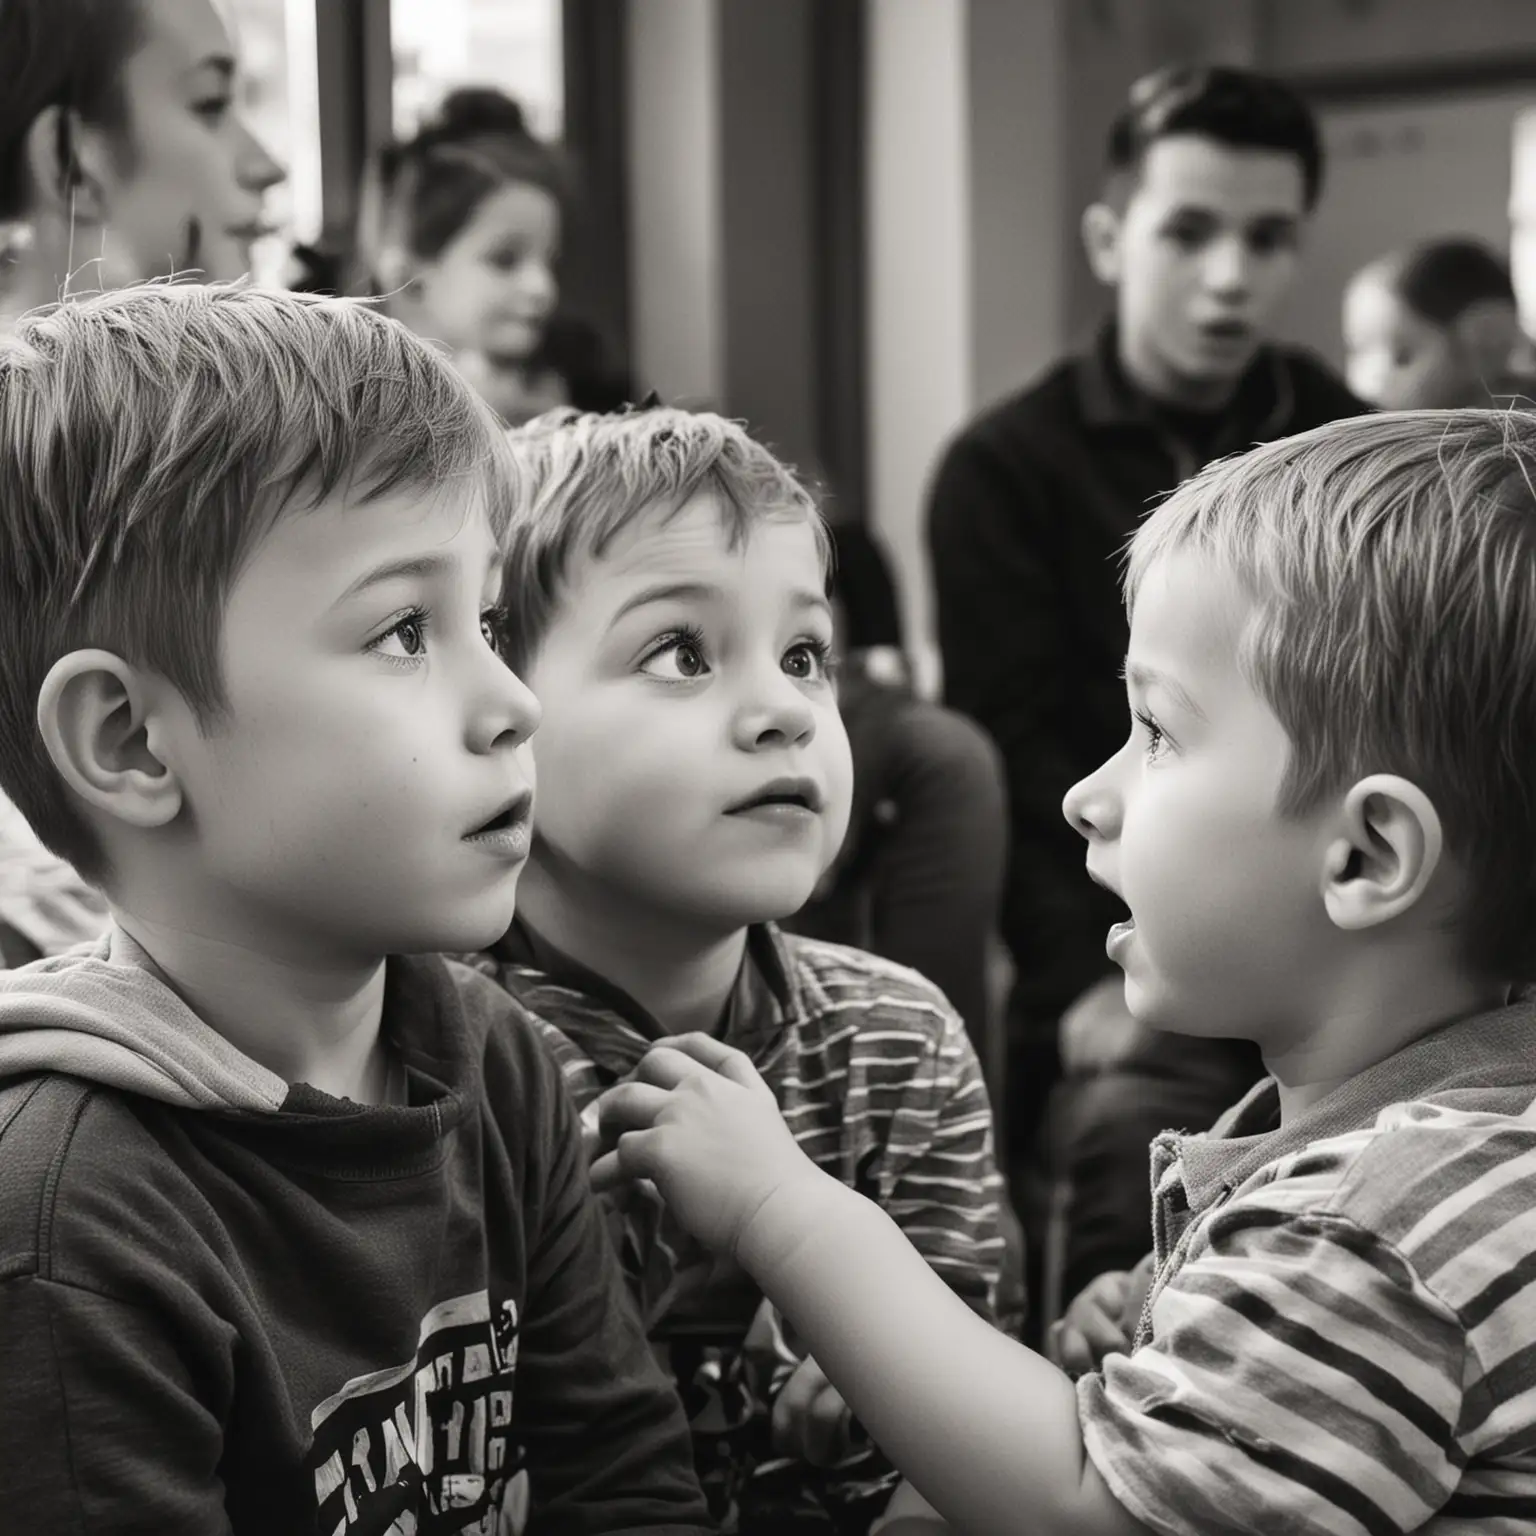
[{"xmin": 0, "ymin": 284, "xmax": 710, "ymax": 1536}]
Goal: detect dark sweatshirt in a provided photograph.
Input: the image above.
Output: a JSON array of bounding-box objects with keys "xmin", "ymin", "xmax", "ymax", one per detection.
[
  {"xmin": 0, "ymin": 929, "xmax": 711, "ymax": 1535},
  {"xmin": 927, "ymin": 324, "xmax": 1368, "ymax": 1043}
]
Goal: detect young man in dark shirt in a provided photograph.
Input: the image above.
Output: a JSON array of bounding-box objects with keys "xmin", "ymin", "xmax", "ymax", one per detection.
[{"xmin": 926, "ymin": 66, "xmax": 1367, "ymax": 1329}]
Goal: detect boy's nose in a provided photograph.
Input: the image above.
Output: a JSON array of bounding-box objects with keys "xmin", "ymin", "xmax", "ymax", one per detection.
[
  {"xmin": 733, "ymin": 674, "xmax": 816, "ymax": 751},
  {"xmin": 1062, "ymin": 762, "xmax": 1120, "ymax": 842},
  {"xmin": 472, "ymin": 656, "xmax": 542, "ymax": 753}
]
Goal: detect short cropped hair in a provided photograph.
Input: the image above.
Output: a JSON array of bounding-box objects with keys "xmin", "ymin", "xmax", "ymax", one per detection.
[
  {"xmin": 499, "ymin": 406, "xmax": 830, "ymax": 672},
  {"xmin": 1387, "ymin": 238, "xmax": 1517, "ymax": 327},
  {"xmin": 0, "ymin": 282, "xmax": 518, "ymax": 880},
  {"xmin": 1106, "ymin": 65, "xmax": 1324, "ymax": 210},
  {"xmin": 0, "ymin": 0, "xmax": 144, "ymax": 220},
  {"xmin": 1126, "ymin": 409, "xmax": 1536, "ymax": 981}
]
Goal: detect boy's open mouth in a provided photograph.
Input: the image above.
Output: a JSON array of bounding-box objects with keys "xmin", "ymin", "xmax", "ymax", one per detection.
[
  {"xmin": 465, "ymin": 790, "xmax": 533, "ymax": 840},
  {"xmin": 725, "ymin": 776, "xmax": 824, "ymax": 815}
]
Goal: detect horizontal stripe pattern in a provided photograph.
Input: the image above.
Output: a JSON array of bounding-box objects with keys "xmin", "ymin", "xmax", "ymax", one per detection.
[
  {"xmin": 1082, "ymin": 1092, "xmax": 1536, "ymax": 1534},
  {"xmin": 473, "ymin": 926, "xmax": 1003, "ymax": 1524}
]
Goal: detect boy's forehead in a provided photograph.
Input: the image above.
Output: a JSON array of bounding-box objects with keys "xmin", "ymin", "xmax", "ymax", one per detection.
[
  {"xmin": 249, "ymin": 484, "xmax": 500, "ymax": 600},
  {"xmin": 1132, "ymin": 134, "xmax": 1307, "ymax": 220},
  {"xmin": 593, "ymin": 490, "xmax": 822, "ymax": 586},
  {"xmin": 1130, "ymin": 550, "xmax": 1251, "ymax": 678}
]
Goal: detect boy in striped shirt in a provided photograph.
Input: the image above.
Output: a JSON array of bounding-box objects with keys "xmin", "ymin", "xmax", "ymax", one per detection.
[
  {"xmin": 470, "ymin": 407, "xmax": 1004, "ymax": 1534},
  {"xmin": 595, "ymin": 409, "xmax": 1536, "ymax": 1535}
]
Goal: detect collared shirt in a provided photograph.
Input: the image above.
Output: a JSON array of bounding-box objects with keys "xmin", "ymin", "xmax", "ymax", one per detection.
[
  {"xmin": 466, "ymin": 918, "xmax": 1004, "ymax": 1532},
  {"xmin": 1078, "ymin": 999, "xmax": 1536, "ymax": 1536}
]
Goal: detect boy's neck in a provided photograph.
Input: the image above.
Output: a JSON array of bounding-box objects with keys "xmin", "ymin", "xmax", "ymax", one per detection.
[
  {"xmin": 1263, "ymin": 950, "xmax": 1509, "ymax": 1124},
  {"xmin": 516, "ymin": 858, "xmax": 748, "ymax": 1037},
  {"xmin": 111, "ymin": 907, "xmax": 392, "ymax": 1104}
]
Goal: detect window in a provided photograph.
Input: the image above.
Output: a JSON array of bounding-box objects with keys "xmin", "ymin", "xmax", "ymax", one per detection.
[
  {"xmin": 391, "ymin": 0, "xmax": 563, "ymax": 141},
  {"xmin": 228, "ymin": 0, "xmax": 323, "ymax": 283}
]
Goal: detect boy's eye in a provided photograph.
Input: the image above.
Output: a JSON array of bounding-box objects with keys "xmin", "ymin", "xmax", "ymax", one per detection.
[
  {"xmin": 369, "ymin": 609, "xmax": 429, "ymax": 663},
  {"xmin": 1133, "ymin": 708, "xmax": 1168, "ymax": 759},
  {"xmin": 783, "ymin": 640, "xmax": 832, "ymax": 682},
  {"xmin": 640, "ymin": 635, "xmax": 710, "ymax": 680},
  {"xmin": 193, "ymin": 96, "xmax": 232, "ymax": 124},
  {"xmin": 481, "ymin": 605, "xmax": 510, "ymax": 653}
]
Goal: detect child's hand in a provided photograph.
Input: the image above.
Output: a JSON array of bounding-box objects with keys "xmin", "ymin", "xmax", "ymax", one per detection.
[
  {"xmin": 592, "ymin": 1034, "xmax": 826, "ymax": 1261},
  {"xmin": 1045, "ymin": 1268, "xmax": 1134, "ymax": 1377},
  {"xmin": 772, "ymin": 1354, "xmax": 861, "ymax": 1467}
]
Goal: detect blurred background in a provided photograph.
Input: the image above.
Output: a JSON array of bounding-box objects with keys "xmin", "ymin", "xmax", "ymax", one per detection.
[{"xmin": 234, "ymin": 0, "xmax": 1536, "ymax": 688}]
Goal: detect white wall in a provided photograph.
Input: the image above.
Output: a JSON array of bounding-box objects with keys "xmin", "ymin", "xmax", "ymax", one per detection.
[
  {"xmin": 1285, "ymin": 88, "xmax": 1536, "ymax": 367},
  {"xmin": 968, "ymin": 0, "xmax": 1069, "ymax": 412},
  {"xmin": 865, "ymin": 0, "xmax": 972, "ymax": 693},
  {"xmin": 625, "ymin": 0, "xmax": 724, "ymax": 406}
]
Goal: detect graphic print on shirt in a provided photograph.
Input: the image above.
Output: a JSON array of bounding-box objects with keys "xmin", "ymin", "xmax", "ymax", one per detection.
[{"xmin": 307, "ymin": 1290, "xmax": 529, "ymax": 1536}]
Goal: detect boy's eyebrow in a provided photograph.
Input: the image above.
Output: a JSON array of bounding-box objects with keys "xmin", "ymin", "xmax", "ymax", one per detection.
[
  {"xmin": 607, "ymin": 581, "xmax": 720, "ymax": 627},
  {"xmin": 1121, "ymin": 660, "xmax": 1207, "ymax": 721},
  {"xmin": 334, "ymin": 552, "xmax": 460, "ymax": 607},
  {"xmin": 608, "ymin": 581, "xmax": 832, "ymax": 629}
]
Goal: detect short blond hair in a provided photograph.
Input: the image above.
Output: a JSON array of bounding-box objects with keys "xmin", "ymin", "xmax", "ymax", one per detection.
[
  {"xmin": 1127, "ymin": 408, "xmax": 1536, "ymax": 979},
  {"xmin": 499, "ymin": 406, "xmax": 830, "ymax": 671},
  {"xmin": 0, "ymin": 281, "xmax": 518, "ymax": 881}
]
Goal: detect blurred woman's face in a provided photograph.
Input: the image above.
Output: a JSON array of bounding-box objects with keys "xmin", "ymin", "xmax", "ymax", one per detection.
[
  {"xmin": 1342, "ymin": 274, "xmax": 1462, "ymax": 410},
  {"xmin": 85, "ymin": 0, "xmax": 285, "ymax": 284},
  {"xmin": 410, "ymin": 183, "xmax": 560, "ymax": 364}
]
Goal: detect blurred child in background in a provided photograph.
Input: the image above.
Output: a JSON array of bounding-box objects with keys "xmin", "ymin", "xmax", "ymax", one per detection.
[
  {"xmin": 1344, "ymin": 237, "xmax": 1534, "ymax": 410},
  {"xmin": 361, "ymin": 87, "xmax": 631, "ymax": 425}
]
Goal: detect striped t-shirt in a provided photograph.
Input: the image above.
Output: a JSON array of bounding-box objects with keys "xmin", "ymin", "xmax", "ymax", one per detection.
[
  {"xmin": 1079, "ymin": 999, "xmax": 1536, "ymax": 1536},
  {"xmin": 466, "ymin": 917, "xmax": 1004, "ymax": 1532}
]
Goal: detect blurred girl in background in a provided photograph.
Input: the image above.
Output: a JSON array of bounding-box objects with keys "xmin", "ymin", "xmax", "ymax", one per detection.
[{"xmin": 361, "ymin": 88, "xmax": 631, "ymax": 424}]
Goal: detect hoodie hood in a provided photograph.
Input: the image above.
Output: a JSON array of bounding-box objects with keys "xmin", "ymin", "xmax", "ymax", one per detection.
[{"xmin": 0, "ymin": 926, "xmax": 288, "ymax": 1112}]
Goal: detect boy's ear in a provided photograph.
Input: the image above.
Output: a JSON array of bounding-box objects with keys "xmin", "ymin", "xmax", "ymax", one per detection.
[
  {"xmin": 1081, "ymin": 202, "xmax": 1124, "ymax": 287},
  {"xmin": 1320, "ymin": 773, "xmax": 1444, "ymax": 933},
  {"xmin": 19, "ymin": 105, "xmax": 110, "ymax": 223},
  {"xmin": 36, "ymin": 651, "xmax": 185, "ymax": 831}
]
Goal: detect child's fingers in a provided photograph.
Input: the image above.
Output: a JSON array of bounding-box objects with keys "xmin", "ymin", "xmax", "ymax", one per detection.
[
  {"xmin": 644, "ymin": 1033, "xmax": 763, "ymax": 1089},
  {"xmin": 1049, "ymin": 1302, "xmax": 1129, "ymax": 1377},
  {"xmin": 632, "ymin": 1045, "xmax": 718, "ymax": 1089},
  {"xmin": 772, "ymin": 1357, "xmax": 853, "ymax": 1467},
  {"xmin": 596, "ymin": 1080, "xmax": 674, "ymax": 1135},
  {"xmin": 1046, "ymin": 1320, "xmax": 1096, "ymax": 1378},
  {"xmin": 589, "ymin": 1128, "xmax": 658, "ymax": 1193}
]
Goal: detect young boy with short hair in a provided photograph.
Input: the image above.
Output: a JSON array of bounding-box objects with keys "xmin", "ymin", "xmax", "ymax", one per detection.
[
  {"xmin": 469, "ymin": 407, "xmax": 1005, "ymax": 1534},
  {"xmin": 0, "ymin": 284, "xmax": 710, "ymax": 1535},
  {"xmin": 597, "ymin": 408, "xmax": 1536, "ymax": 1535}
]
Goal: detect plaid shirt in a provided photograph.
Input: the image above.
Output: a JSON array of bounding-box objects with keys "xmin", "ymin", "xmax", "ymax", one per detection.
[
  {"xmin": 1080, "ymin": 998, "xmax": 1536, "ymax": 1536},
  {"xmin": 466, "ymin": 919, "xmax": 1004, "ymax": 1533}
]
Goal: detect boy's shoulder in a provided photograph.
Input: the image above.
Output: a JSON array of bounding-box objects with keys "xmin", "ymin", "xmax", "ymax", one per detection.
[
  {"xmin": 1303, "ymin": 1090, "xmax": 1535, "ymax": 1237},
  {"xmin": 0, "ymin": 1071, "xmax": 201, "ymax": 1289},
  {"xmin": 1233, "ymin": 1087, "xmax": 1536, "ymax": 1310}
]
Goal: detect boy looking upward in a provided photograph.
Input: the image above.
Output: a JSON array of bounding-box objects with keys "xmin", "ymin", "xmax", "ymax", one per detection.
[{"xmin": 470, "ymin": 407, "xmax": 1005, "ymax": 1534}]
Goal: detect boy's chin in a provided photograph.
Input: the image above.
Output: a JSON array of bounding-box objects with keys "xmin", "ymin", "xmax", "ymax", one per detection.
[{"xmin": 401, "ymin": 898, "xmax": 520, "ymax": 957}]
